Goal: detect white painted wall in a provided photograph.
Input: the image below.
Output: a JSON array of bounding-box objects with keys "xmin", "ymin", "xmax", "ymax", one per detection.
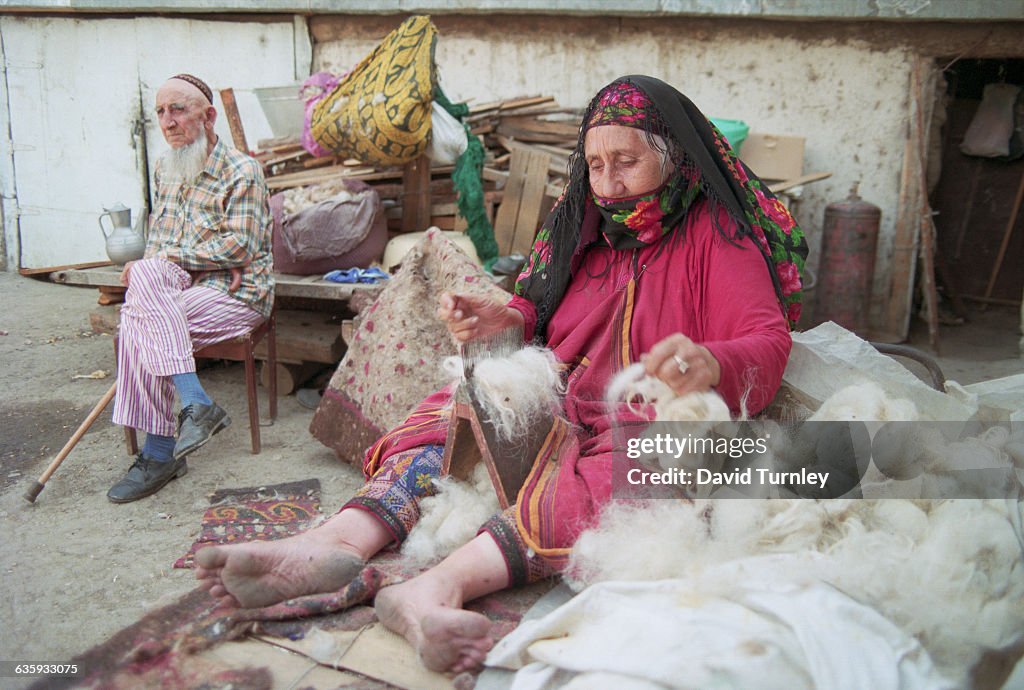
[
  {"xmin": 318, "ymin": 31, "xmax": 912, "ymax": 326},
  {"xmin": 0, "ymin": 15, "xmax": 305, "ymax": 269}
]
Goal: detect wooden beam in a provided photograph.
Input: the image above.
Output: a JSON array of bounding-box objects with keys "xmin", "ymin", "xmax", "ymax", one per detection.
[
  {"xmin": 20, "ymin": 260, "xmax": 112, "ymax": 276},
  {"xmin": 911, "ymin": 62, "xmax": 940, "ymax": 351},
  {"xmin": 51, "ymin": 265, "xmax": 384, "ymax": 302},
  {"xmin": 883, "ymin": 57, "xmax": 932, "ymax": 341},
  {"xmin": 219, "ymin": 88, "xmax": 250, "ymax": 153},
  {"xmin": 401, "ymin": 154, "xmax": 433, "ymax": 233},
  {"xmin": 512, "ymin": 150, "xmax": 552, "ymax": 256},
  {"xmin": 982, "ymin": 169, "xmax": 1024, "ymax": 302},
  {"xmin": 492, "ymin": 149, "xmax": 530, "ymax": 255}
]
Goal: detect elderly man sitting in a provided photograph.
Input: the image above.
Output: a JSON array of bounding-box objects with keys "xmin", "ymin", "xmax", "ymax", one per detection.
[{"xmin": 107, "ymin": 74, "xmax": 274, "ymax": 503}]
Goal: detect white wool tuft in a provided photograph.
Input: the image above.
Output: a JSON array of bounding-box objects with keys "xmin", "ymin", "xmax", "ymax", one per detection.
[
  {"xmin": 401, "ymin": 463, "xmax": 499, "ymax": 565},
  {"xmin": 605, "ymin": 362, "xmax": 731, "ymax": 423},
  {"xmin": 306, "ymin": 626, "xmax": 344, "ymax": 665},
  {"xmin": 442, "ymin": 355, "xmax": 465, "ymax": 381},
  {"xmin": 568, "ymin": 497, "xmax": 1024, "ymax": 685},
  {"xmin": 810, "ymin": 381, "xmax": 920, "ymax": 422},
  {"xmin": 471, "ymin": 346, "xmax": 564, "ymax": 443}
]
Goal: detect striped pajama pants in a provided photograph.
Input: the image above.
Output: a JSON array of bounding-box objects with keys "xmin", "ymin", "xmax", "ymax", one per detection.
[{"xmin": 112, "ymin": 258, "xmax": 264, "ymax": 437}]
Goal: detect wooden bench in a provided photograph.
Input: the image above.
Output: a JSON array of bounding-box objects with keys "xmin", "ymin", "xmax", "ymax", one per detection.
[{"xmin": 52, "ymin": 265, "xmax": 383, "ymax": 395}]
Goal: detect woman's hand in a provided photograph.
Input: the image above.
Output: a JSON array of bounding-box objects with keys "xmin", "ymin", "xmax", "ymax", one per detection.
[
  {"xmin": 643, "ymin": 333, "xmax": 721, "ymax": 396},
  {"xmin": 437, "ymin": 292, "xmax": 523, "ymax": 343}
]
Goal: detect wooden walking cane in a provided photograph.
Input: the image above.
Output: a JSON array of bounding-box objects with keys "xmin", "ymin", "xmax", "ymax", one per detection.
[{"xmin": 24, "ymin": 381, "xmax": 117, "ymax": 503}]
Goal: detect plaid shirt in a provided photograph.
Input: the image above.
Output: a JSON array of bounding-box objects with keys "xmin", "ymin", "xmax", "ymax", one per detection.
[{"xmin": 146, "ymin": 138, "xmax": 274, "ymax": 318}]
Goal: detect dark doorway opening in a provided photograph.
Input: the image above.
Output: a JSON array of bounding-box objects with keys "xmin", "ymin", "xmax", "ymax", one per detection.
[{"xmin": 926, "ymin": 57, "xmax": 1022, "ymax": 361}]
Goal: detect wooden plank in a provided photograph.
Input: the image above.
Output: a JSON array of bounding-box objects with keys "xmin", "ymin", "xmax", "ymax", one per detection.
[
  {"xmin": 218, "ymin": 88, "xmax": 250, "ymax": 154},
  {"xmin": 260, "ymin": 360, "xmax": 324, "ymax": 396},
  {"xmin": 911, "ymin": 63, "xmax": 940, "ymax": 351},
  {"xmin": 401, "ymin": 154, "xmax": 433, "ymax": 233},
  {"xmin": 982, "ymin": 169, "xmax": 1024, "ymax": 302},
  {"xmin": 263, "ymin": 150, "xmax": 308, "ymax": 167},
  {"xmin": 266, "ymin": 165, "xmax": 373, "ymax": 189},
  {"xmin": 97, "ymin": 285, "xmax": 125, "ymax": 306},
  {"xmin": 384, "ymin": 202, "xmax": 460, "ymax": 220},
  {"xmin": 495, "ymin": 123, "xmax": 578, "ymax": 145},
  {"xmin": 302, "ymin": 156, "xmax": 340, "ymax": 169},
  {"xmin": 20, "ymin": 260, "xmax": 113, "ymax": 276},
  {"xmin": 511, "ymin": 150, "xmax": 551, "ymax": 256},
  {"xmin": 884, "ymin": 133, "xmax": 918, "ymax": 338},
  {"xmin": 468, "ymin": 95, "xmax": 553, "ymax": 117},
  {"xmin": 499, "ymin": 95, "xmax": 555, "ymax": 111},
  {"xmin": 51, "ymin": 265, "xmax": 384, "ymax": 302},
  {"xmin": 883, "ymin": 59, "xmax": 928, "ymax": 341},
  {"xmin": 494, "ymin": 135, "xmax": 570, "ymax": 177},
  {"xmin": 266, "ymin": 164, "xmax": 454, "ymax": 191},
  {"xmin": 253, "ymin": 310, "xmax": 344, "ymax": 364},
  {"xmin": 50, "ymin": 265, "xmax": 123, "ymax": 287},
  {"xmin": 767, "ymin": 172, "xmax": 832, "ymax": 194},
  {"xmin": 501, "ymin": 115, "xmax": 579, "ymax": 134},
  {"xmin": 492, "ymin": 150, "xmax": 529, "ymax": 255},
  {"xmin": 483, "ymin": 167, "xmax": 564, "ymax": 200},
  {"xmin": 273, "ymin": 275, "xmax": 384, "ymax": 302}
]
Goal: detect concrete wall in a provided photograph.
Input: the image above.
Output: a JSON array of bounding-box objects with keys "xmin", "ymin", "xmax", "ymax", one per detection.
[
  {"xmin": 312, "ymin": 15, "xmax": 1019, "ymax": 334},
  {"xmin": 3, "ymin": 0, "xmax": 1023, "ymax": 21}
]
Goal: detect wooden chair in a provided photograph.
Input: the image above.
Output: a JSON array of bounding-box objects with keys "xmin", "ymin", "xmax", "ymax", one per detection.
[{"xmin": 121, "ymin": 309, "xmax": 278, "ymax": 455}]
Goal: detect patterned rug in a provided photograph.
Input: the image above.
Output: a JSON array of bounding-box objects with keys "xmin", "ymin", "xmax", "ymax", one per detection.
[
  {"xmin": 32, "ymin": 477, "xmax": 553, "ymax": 689},
  {"xmin": 173, "ymin": 479, "xmax": 323, "ymax": 569},
  {"xmin": 34, "ymin": 552, "xmax": 552, "ymax": 690}
]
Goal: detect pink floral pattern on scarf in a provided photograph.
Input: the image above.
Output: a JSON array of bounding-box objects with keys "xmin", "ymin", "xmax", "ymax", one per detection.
[{"xmin": 587, "ymin": 81, "xmax": 653, "ymax": 129}]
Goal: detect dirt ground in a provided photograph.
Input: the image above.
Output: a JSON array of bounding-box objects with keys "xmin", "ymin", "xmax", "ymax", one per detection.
[
  {"xmin": 0, "ymin": 272, "xmax": 366, "ymax": 687},
  {"xmin": 0, "ymin": 270, "xmax": 1021, "ymax": 686}
]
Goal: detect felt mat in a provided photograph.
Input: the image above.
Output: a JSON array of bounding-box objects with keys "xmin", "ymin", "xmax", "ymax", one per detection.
[{"xmin": 173, "ymin": 479, "xmax": 323, "ymax": 569}]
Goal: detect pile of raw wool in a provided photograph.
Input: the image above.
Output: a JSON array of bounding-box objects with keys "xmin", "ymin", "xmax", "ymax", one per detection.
[
  {"xmin": 564, "ymin": 380, "xmax": 1024, "ymax": 685},
  {"xmin": 567, "ymin": 498, "xmax": 1024, "ymax": 685},
  {"xmin": 281, "ymin": 179, "xmax": 366, "ymax": 215}
]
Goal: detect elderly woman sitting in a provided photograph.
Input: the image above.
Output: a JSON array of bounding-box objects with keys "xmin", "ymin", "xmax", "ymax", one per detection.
[{"xmin": 195, "ymin": 75, "xmax": 806, "ymax": 673}]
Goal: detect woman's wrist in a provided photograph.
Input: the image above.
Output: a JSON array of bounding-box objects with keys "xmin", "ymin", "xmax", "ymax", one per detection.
[{"xmin": 696, "ymin": 345, "xmax": 722, "ymax": 387}]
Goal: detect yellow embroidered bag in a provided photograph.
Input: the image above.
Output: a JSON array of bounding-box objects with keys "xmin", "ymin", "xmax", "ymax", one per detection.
[{"xmin": 310, "ymin": 15, "xmax": 437, "ymax": 166}]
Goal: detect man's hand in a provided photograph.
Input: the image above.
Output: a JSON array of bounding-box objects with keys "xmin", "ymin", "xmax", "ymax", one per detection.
[
  {"xmin": 185, "ymin": 265, "xmax": 244, "ymax": 291},
  {"xmin": 437, "ymin": 292, "xmax": 522, "ymax": 343},
  {"xmin": 119, "ymin": 260, "xmax": 137, "ymax": 288}
]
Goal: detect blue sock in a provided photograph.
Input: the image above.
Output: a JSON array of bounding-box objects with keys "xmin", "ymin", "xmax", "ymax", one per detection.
[
  {"xmin": 142, "ymin": 433, "xmax": 176, "ymax": 463},
  {"xmin": 171, "ymin": 372, "xmax": 212, "ymax": 408}
]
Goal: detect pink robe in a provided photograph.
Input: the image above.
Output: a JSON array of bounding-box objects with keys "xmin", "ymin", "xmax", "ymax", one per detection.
[{"xmin": 363, "ymin": 198, "xmax": 791, "ymax": 571}]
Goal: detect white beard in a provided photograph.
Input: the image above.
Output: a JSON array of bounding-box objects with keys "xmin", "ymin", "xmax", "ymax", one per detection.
[{"xmin": 160, "ymin": 128, "xmax": 210, "ymax": 183}]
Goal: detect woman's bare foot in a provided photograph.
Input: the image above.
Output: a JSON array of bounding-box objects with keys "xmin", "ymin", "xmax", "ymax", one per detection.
[
  {"xmin": 195, "ymin": 532, "xmax": 366, "ymax": 609},
  {"xmin": 375, "ymin": 576, "xmax": 494, "ymax": 673},
  {"xmin": 195, "ymin": 507, "xmax": 393, "ymax": 609}
]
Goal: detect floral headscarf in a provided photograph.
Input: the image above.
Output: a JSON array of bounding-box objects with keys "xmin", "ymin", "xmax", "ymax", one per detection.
[{"xmin": 515, "ymin": 75, "xmax": 808, "ymax": 335}]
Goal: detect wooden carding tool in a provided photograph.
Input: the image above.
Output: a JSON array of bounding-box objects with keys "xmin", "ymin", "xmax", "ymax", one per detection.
[{"xmin": 441, "ymin": 327, "xmax": 554, "ymax": 509}]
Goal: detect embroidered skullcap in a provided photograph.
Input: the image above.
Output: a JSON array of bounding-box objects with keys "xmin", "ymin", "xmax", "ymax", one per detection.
[
  {"xmin": 170, "ymin": 73, "xmax": 213, "ymax": 104},
  {"xmin": 585, "ymin": 80, "xmax": 654, "ymax": 131}
]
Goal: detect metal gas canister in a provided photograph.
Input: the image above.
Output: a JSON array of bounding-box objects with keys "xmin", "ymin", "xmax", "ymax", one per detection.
[{"xmin": 814, "ymin": 184, "xmax": 881, "ymax": 334}]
